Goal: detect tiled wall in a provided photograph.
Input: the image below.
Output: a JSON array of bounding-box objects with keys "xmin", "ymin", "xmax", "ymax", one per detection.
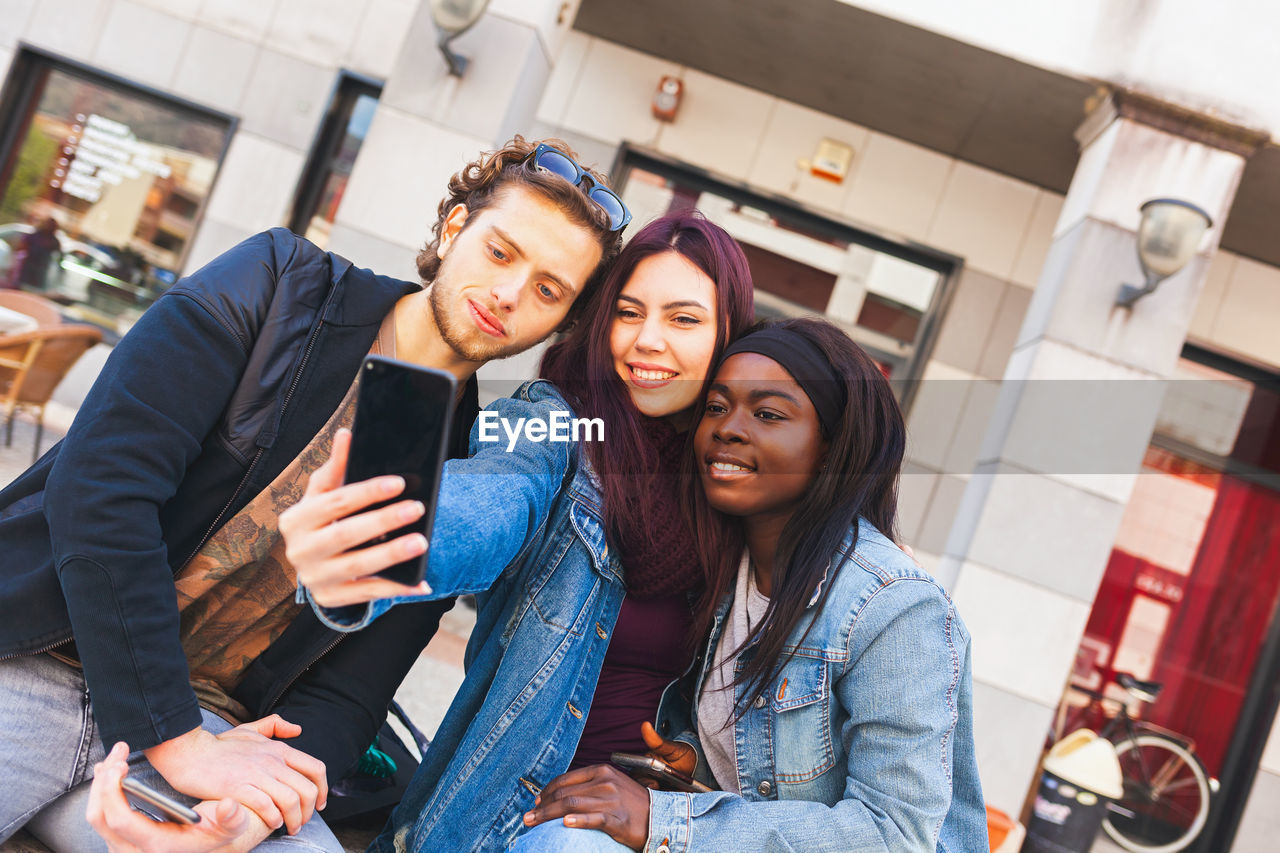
[
  {"xmin": 534, "ymin": 31, "xmax": 1280, "ymax": 568},
  {"xmin": 1190, "ymin": 249, "xmax": 1280, "ymax": 367}
]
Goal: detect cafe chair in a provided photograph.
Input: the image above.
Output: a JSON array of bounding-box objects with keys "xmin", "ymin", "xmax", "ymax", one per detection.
[
  {"xmin": 0, "ymin": 290, "xmax": 64, "ymax": 327},
  {"xmin": 0, "ymin": 324, "xmax": 102, "ymax": 462}
]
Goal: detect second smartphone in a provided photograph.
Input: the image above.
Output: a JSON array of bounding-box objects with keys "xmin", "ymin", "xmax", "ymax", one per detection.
[{"xmin": 344, "ymin": 355, "xmax": 456, "ymax": 587}]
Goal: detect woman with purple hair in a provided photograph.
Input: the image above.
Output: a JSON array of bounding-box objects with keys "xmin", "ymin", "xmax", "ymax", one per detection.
[{"xmin": 272, "ymin": 211, "xmax": 755, "ymax": 852}]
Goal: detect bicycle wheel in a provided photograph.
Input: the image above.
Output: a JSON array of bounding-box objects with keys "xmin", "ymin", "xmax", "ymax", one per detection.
[{"xmin": 1102, "ymin": 734, "xmax": 1210, "ymax": 853}]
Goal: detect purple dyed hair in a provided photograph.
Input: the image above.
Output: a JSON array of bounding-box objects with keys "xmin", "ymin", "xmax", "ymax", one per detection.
[{"xmin": 540, "ymin": 211, "xmax": 754, "ymax": 559}]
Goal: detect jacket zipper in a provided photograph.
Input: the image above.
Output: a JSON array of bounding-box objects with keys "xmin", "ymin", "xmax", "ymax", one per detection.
[
  {"xmin": 177, "ymin": 446, "xmax": 266, "ymax": 570},
  {"xmin": 261, "ymin": 631, "xmax": 345, "ymax": 711},
  {"xmin": 178, "ymin": 289, "xmax": 334, "ymax": 570},
  {"xmin": 238, "ymin": 283, "xmax": 352, "ymax": 709},
  {"xmin": 0, "ymin": 632, "xmax": 74, "ymax": 662}
]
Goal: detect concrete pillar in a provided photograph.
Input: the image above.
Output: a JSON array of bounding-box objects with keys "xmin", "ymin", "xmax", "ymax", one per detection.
[{"xmin": 936, "ymin": 90, "xmax": 1267, "ymax": 813}]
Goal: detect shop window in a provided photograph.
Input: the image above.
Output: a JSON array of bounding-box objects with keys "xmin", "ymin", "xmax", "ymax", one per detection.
[
  {"xmin": 288, "ymin": 71, "xmax": 381, "ymax": 249},
  {"xmin": 613, "ymin": 146, "xmax": 957, "ymax": 394},
  {"xmin": 1061, "ymin": 348, "xmax": 1280, "ymax": 845},
  {"xmin": 0, "ymin": 47, "xmax": 234, "ymax": 331}
]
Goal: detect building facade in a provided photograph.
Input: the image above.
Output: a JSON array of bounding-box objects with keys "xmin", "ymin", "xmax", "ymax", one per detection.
[{"xmin": 1, "ymin": 1, "xmax": 1277, "ymax": 850}]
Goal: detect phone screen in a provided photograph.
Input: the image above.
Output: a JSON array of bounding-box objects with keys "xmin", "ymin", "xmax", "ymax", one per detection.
[{"xmin": 345, "ymin": 356, "xmax": 456, "ymax": 586}]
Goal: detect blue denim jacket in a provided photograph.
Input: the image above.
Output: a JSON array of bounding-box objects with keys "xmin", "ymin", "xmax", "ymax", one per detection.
[
  {"xmin": 313, "ymin": 380, "xmax": 628, "ymax": 852},
  {"xmin": 647, "ymin": 522, "xmax": 989, "ymax": 852}
]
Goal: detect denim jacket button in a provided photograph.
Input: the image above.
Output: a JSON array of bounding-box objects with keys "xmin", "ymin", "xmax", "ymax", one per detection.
[
  {"xmin": 753, "ymin": 694, "xmax": 766, "ymax": 709},
  {"xmin": 757, "ymin": 780, "xmax": 773, "ymax": 796},
  {"xmin": 656, "ymin": 846, "xmax": 670, "ymax": 853}
]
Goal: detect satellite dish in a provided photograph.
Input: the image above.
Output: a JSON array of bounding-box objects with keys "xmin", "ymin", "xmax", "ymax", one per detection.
[{"xmin": 429, "ymin": 0, "xmax": 491, "ymax": 75}]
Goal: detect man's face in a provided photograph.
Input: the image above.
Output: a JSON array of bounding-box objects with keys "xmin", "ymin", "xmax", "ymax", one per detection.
[{"xmin": 429, "ymin": 185, "xmax": 603, "ymax": 363}]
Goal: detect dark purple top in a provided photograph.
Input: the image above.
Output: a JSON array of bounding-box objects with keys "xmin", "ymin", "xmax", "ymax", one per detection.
[{"xmin": 569, "ymin": 592, "xmax": 695, "ymax": 769}]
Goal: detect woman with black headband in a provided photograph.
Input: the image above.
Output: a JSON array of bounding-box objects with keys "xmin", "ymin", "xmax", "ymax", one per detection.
[{"xmin": 518, "ymin": 318, "xmax": 988, "ymax": 852}]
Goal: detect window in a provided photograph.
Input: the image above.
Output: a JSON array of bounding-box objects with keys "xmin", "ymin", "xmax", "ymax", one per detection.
[
  {"xmin": 1064, "ymin": 347, "xmax": 1280, "ymax": 845},
  {"xmin": 288, "ymin": 72, "xmax": 382, "ymax": 249},
  {"xmin": 613, "ymin": 146, "xmax": 958, "ymax": 397},
  {"xmin": 0, "ymin": 47, "xmax": 234, "ymax": 331}
]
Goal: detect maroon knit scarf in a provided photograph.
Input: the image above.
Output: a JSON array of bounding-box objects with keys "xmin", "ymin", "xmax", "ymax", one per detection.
[{"xmin": 614, "ymin": 417, "xmax": 703, "ymax": 599}]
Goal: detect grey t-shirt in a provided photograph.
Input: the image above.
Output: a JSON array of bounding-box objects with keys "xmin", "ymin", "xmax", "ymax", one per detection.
[{"xmin": 697, "ymin": 552, "xmax": 770, "ymax": 792}]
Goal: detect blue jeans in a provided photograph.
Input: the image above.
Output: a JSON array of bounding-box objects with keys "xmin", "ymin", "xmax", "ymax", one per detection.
[
  {"xmin": 509, "ymin": 820, "xmax": 633, "ymax": 852},
  {"xmin": 0, "ymin": 652, "xmax": 342, "ymax": 851}
]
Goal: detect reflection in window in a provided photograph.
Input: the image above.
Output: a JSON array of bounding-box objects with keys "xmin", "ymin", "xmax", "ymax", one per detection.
[
  {"xmin": 289, "ymin": 72, "xmax": 381, "ymax": 249},
  {"xmin": 618, "ymin": 155, "xmax": 952, "ymax": 383},
  {"xmin": 1067, "ymin": 353, "xmax": 1280, "ymax": 779},
  {"xmin": 0, "ymin": 51, "xmax": 232, "ymax": 332}
]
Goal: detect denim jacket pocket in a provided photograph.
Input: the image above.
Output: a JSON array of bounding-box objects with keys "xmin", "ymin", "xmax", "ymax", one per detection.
[
  {"xmin": 770, "ymin": 655, "xmax": 836, "ymax": 783},
  {"xmin": 568, "ymin": 498, "xmax": 618, "ymax": 583},
  {"xmin": 522, "ymin": 538, "xmax": 592, "ymax": 637},
  {"xmin": 518, "ymin": 500, "xmax": 611, "ymax": 637}
]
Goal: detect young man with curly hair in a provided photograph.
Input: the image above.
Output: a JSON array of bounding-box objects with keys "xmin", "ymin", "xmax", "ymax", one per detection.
[{"xmin": 0, "ymin": 136, "xmax": 627, "ymax": 852}]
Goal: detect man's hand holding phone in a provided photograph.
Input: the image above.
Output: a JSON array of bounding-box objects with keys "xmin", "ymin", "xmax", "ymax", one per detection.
[
  {"xmin": 282, "ymin": 356, "xmax": 456, "ymax": 609},
  {"xmin": 88, "ymin": 742, "xmax": 269, "ymax": 853},
  {"xmin": 281, "ymin": 428, "xmax": 433, "ymax": 608}
]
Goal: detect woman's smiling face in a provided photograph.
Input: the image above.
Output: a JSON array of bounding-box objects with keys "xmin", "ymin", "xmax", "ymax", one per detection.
[
  {"xmin": 694, "ymin": 352, "xmax": 827, "ymax": 522},
  {"xmin": 610, "ymin": 251, "xmax": 719, "ymax": 419}
]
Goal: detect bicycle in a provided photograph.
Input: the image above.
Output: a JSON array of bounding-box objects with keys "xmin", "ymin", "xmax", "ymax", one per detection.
[{"xmin": 1050, "ymin": 672, "xmax": 1215, "ymax": 853}]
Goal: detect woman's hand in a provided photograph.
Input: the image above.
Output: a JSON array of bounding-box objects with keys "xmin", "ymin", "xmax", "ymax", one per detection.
[
  {"xmin": 522, "ymin": 764, "xmax": 651, "ymax": 850},
  {"xmin": 279, "ymin": 428, "xmax": 431, "ymax": 607},
  {"xmin": 640, "ymin": 721, "xmax": 697, "ymax": 781},
  {"xmin": 87, "ymin": 742, "xmax": 271, "ymax": 853}
]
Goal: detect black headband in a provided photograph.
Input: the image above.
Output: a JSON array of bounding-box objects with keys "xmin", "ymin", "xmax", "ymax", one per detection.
[{"xmin": 720, "ymin": 327, "xmax": 845, "ymax": 433}]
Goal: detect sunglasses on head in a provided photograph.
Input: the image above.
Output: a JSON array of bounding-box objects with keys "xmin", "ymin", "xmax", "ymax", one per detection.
[{"xmin": 526, "ymin": 143, "xmax": 632, "ymax": 232}]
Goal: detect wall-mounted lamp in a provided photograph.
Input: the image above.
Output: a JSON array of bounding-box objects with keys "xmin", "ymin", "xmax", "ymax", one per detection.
[
  {"xmin": 1116, "ymin": 198, "xmax": 1213, "ymax": 309},
  {"xmin": 429, "ymin": 0, "xmax": 490, "ymax": 77}
]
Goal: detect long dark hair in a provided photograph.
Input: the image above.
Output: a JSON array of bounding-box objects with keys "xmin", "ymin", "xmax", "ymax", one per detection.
[
  {"xmin": 690, "ymin": 317, "xmax": 906, "ymax": 716},
  {"xmin": 540, "ymin": 212, "xmax": 754, "ymax": 550}
]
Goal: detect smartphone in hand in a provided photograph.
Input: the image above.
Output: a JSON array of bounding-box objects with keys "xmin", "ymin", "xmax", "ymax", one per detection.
[
  {"xmin": 121, "ymin": 776, "xmax": 202, "ymax": 824},
  {"xmin": 345, "ymin": 356, "xmax": 457, "ymax": 587},
  {"xmin": 610, "ymin": 752, "xmax": 713, "ymax": 793}
]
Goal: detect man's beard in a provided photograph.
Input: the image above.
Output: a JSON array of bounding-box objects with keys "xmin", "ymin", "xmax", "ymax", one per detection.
[{"xmin": 429, "ymin": 271, "xmax": 525, "ymax": 363}]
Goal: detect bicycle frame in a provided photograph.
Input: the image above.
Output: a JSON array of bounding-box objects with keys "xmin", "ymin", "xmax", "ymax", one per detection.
[
  {"xmin": 1050, "ymin": 675, "xmax": 1214, "ymax": 853},
  {"xmin": 1100, "ymin": 705, "xmax": 1198, "ymax": 753}
]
